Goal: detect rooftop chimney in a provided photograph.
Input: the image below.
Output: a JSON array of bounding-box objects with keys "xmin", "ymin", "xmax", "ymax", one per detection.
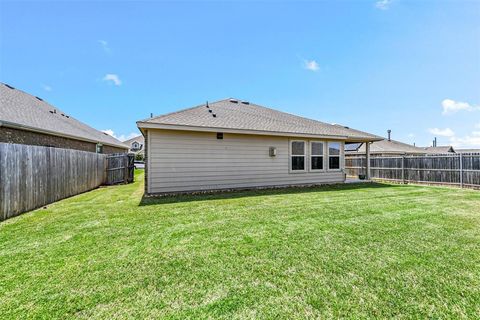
[
  {"xmin": 150, "ymin": 113, "xmax": 153, "ymax": 118},
  {"xmin": 433, "ymin": 137, "xmax": 437, "ymax": 147},
  {"xmin": 387, "ymin": 129, "xmax": 391, "ymax": 141}
]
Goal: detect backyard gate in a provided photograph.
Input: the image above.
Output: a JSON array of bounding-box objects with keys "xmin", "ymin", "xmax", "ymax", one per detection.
[{"xmin": 106, "ymin": 153, "xmax": 135, "ymax": 185}]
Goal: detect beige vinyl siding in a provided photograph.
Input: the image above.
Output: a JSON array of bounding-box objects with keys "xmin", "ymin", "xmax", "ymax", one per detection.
[{"xmin": 147, "ymin": 129, "xmax": 345, "ymax": 194}]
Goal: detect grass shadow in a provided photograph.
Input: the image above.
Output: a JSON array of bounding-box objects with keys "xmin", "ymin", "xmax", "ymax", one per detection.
[{"xmin": 139, "ymin": 182, "xmax": 398, "ymax": 206}]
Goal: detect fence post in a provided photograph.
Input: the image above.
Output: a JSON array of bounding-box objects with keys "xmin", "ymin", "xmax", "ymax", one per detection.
[
  {"xmin": 459, "ymin": 153, "xmax": 463, "ymax": 188},
  {"xmin": 124, "ymin": 154, "xmax": 128, "ymax": 183},
  {"xmin": 365, "ymin": 142, "xmax": 371, "ymax": 180},
  {"xmin": 402, "ymin": 155, "xmax": 405, "ymax": 184}
]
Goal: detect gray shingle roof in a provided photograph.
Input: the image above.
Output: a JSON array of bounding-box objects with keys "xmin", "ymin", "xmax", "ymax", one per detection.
[
  {"xmin": 422, "ymin": 146, "xmax": 455, "ymax": 154},
  {"xmin": 123, "ymin": 135, "xmax": 144, "ymax": 146},
  {"xmin": 457, "ymin": 148, "xmax": 480, "ymax": 154},
  {"xmin": 346, "ymin": 139, "xmax": 427, "ymax": 155},
  {"xmin": 0, "ymin": 83, "xmax": 127, "ymax": 149},
  {"xmin": 137, "ymin": 99, "xmax": 381, "ymax": 141},
  {"xmin": 122, "ymin": 135, "xmax": 144, "ymax": 155}
]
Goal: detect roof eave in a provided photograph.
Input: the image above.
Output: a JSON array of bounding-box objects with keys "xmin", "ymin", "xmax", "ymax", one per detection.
[
  {"xmin": 137, "ymin": 121, "xmax": 380, "ymax": 141},
  {"xmin": 0, "ymin": 120, "xmax": 128, "ymax": 149}
]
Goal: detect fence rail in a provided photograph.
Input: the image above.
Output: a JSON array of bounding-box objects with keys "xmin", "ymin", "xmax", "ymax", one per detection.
[
  {"xmin": 0, "ymin": 143, "xmax": 135, "ymax": 221},
  {"xmin": 345, "ymin": 153, "xmax": 480, "ymax": 187}
]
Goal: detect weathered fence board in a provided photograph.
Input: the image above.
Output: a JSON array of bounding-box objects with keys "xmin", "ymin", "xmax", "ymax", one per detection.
[
  {"xmin": 0, "ymin": 143, "xmax": 135, "ymax": 221},
  {"xmin": 105, "ymin": 153, "xmax": 135, "ymax": 185},
  {"xmin": 0, "ymin": 143, "xmax": 107, "ymax": 221},
  {"xmin": 345, "ymin": 153, "xmax": 480, "ymax": 187}
]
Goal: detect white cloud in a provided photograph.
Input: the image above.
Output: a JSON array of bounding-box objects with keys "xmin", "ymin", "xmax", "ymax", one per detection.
[
  {"xmin": 42, "ymin": 84, "xmax": 52, "ymax": 91},
  {"xmin": 102, "ymin": 129, "xmax": 115, "ymax": 137},
  {"xmin": 102, "ymin": 74, "xmax": 122, "ymax": 86},
  {"xmin": 303, "ymin": 60, "xmax": 319, "ymax": 72},
  {"xmin": 428, "ymin": 128, "xmax": 455, "ymax": 137},
  {"xmin": 375, "ymin": 0, "xmax": 391, "ymax": 10},
  {"xmin": 98, "ymin": 40, "xmax": 111, "ymax": 53},
  {"xmin": 102, "ymin": 130, "xmax": 138, "ymax": 142},
  {"xmin": 426, "ymin": 124, "xmax": 480, "ymax": 148},
  {"xmin": 449, "ymin": 134, "xmax": 480, "ymax": 148},
  {"xmin": 441, "ymin": 99, "xmax": 479, "ymax": 115}
]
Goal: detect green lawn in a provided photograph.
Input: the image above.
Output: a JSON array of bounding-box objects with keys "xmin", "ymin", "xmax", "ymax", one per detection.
[{"xmin": 1, "ymin": 171, "xmax": 479, "ymax": 319}]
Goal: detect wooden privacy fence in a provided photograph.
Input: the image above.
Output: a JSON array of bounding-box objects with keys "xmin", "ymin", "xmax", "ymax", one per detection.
[
  {"xmin": 345, "ymin": 153, "xmax": 480, "ymax": 188},
  {"xmin": 0, "ymin": 143, "xmax": 135, "ymax": 221},
  {"xmin": 106, "ymin": 153, "xmax": 135, "ymax": 185}
]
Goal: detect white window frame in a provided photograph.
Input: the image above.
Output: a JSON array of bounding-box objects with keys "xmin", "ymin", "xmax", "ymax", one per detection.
[
  {"xmin": 327, "ymin": 141, "xmax": 342, "ymax": 171},
  {"xmin": 309, "ymin": 141, "xmax": 325, "ymax": 172},
  {"xmin": 289, "ymin": 140, "xmax": 307, "ymax": 173},
  {"xmin": 96, "ymin": 143, "xmax": 103, "ymax": 154}
]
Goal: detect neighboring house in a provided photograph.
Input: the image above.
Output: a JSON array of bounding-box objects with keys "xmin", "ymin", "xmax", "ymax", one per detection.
[
  {"xmin": 123, "ymin": 135, "xmax": 145, "ymax": 156},
  {"xmin": 137, "ymin": 98, "xmax": 381, "ymax": 195},
  {"xmin": 345, "ymin": 131, "xmax": 426, "ymax": 156},
  {"xmin": 422, "ymin": 146, "xmax": 455, "ymax": 154},
  {"xmin": 457, "ymin": 149, "xmax": 480, "ymax": 154},
  {"xmin": 0, "ymin": 83, "xmax": 128, "ymax": 153}
]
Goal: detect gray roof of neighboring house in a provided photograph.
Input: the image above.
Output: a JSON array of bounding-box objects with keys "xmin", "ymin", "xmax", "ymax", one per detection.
[
  {"xmin": 137, "ymin": 99, "xmax": 381, "ymax": 141},
  {"xmin": 456, "ymin": 148, "xmax": 480, "ymax": 154},
  {"xmin": 123, "ymin": 135, "xmax": 144, "ymax": 146},
  {"xmin": 0, "ymin": 83, "xmax": 128, "ymax": 149},
  {"xmin": 123, "ymin": 135, "xmax": 144, "ymax": 155},
  {"xmin": 422, "ymin": 146, "xmax": 455, "ymax": 154},
  {"xmin": 346, "ymin": 139, "xmax": 427, "ymax": 155},
  {"xmin": 345, "ymin": 142, "xmax": 363, "ymax": 152}
]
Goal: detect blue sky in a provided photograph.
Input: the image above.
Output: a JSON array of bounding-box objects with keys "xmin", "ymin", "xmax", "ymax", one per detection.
[{"xmin": 1, "ymin": 0, "xmax": 479, "ymax": 147}]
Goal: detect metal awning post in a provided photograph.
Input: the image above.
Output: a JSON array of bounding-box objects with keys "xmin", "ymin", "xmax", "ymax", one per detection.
[{"xmin": 366, "ymin": 142, "xmax": 371, "ymax": 180}]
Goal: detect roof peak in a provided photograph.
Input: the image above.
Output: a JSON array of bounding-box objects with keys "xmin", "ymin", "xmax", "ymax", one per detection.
[{"xmin": 137, "ymin": 98, "xmax": 381, "ymax": 142}]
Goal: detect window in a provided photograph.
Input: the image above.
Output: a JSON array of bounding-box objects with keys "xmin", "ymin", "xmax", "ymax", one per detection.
[
  {"xmin": 290, "ymin": 141, "xmax": 306, "ymax": 171},
  {"xmin": 217, "ymin": 132, "xmax": 224, "ymax": 140},
  {"xmin": 310, "ymin": 141, "xmax": 324, "ymax": 170},
  {"xmin": 96, "ymin": 143, "xmax": 103, "ymax": 154},
  {"xmin": 328, "ymin": 142, "xmax": 341, "ymax": 170}
]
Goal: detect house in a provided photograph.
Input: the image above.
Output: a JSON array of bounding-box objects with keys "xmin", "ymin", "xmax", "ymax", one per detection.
[
  {"xmin": 0, "ymin": 83, "xmax": 128, "ymax": 153},
  {"xmin": 123, "ymin": 135, "xmax": 145, "ymax": 157},
  {"xmin": 422, "ymin": 146, "xmax": 455, "ymax": 154},
  {"xmin": 345, "ymin": 130, "xmax": 426, "ymax": 156},
  {"xmin": 457, "ymin": 149, "xmax": 480, "ymax": 154},
  {"xmin": 421, "ymin": 137, "xmax": 455, "ymax": 154},
  {"xmin": 137, "ymin": 98, "xmax": 381, "ymax": 195}
]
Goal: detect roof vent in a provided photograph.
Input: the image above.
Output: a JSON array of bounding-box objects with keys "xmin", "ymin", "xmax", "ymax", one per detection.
[
  {"xmin": 229, "ymin": 99, "xmax": 238, "ymax": 103},
  {"xmin": 241, "ymin": 101, "xmax": 249, "ymax": 105},
  {"xmin": 208, "ymin": 109, "xmax": 212, "ymax": 113},
  {"xmin": 4, "ymin": 84, "xmax": 15, "ymax": 90},
  {"xmin": 212, "ymin": 113, "xmax": 217, "ymax": 117},
  {"xmin": 49, "ymin": 110, "xmax": 54, "ymax": 114},
  {"xmin": 35, "ymin": 96, "xmax": 43, "ymax": 101}
]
